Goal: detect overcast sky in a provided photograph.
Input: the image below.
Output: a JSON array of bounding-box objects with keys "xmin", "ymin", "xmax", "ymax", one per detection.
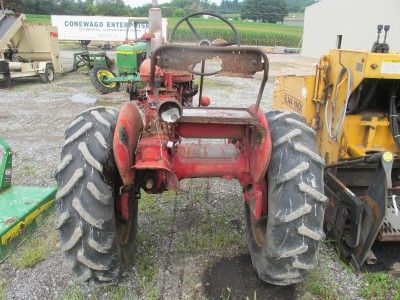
[{"xmin": 124, "ymin": 0, "xmax": 222, "ymax": 8}]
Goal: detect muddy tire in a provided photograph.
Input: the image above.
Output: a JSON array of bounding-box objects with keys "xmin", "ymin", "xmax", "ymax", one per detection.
[
  {"xmin": 245, "ymin": 110, "xmax": 327, "ymax": 286},
  {"xmin": 39, "ymin": 63, "xmax": 54, "ymax": 83},
  {"xmin": 90, "ymin": 65, "xmax": 120, "ymax": 94},
  {"xmin": 55, "ymin": 107, "xmax": 138, "ymax": 283}
]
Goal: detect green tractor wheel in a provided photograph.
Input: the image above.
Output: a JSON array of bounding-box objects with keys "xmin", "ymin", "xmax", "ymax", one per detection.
[{"xmin": 90, "ymin": 65, "xmax": 120, "ymax": 94}]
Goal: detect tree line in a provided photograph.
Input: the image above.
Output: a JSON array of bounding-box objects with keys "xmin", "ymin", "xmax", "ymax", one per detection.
[{"xmin": 4, "ymin": 0, "xmax": 317, "ymax": 23}]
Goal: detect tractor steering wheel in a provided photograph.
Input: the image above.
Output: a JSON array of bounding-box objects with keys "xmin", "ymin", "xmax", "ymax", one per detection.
[
  {"xmin": 170, "ymin": 12, "xmax": 241, "ymax": 77},
  {"xmin": 170, "ymin": 12, "xmax": 241, "ymax": 47}
]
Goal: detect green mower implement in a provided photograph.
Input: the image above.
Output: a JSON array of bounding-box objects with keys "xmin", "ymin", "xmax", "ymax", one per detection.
[
  {"xmin": 63, "ymin": 50, "xmax": 113, "ymax": 75},
  {"xmin": 0, "ymin": 138, "xmax": 56, "ymax": 261}
]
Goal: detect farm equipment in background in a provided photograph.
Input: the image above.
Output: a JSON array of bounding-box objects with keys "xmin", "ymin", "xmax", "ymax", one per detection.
[
  {"xmin": 272, "ymin": 24, "xmax": 400, "ymax": 271},
  {"xmin": 64, "ymin": 48, "xmax": 113, "ymax": 75},
  {"xmin": 0, "ymin": 138, "xmax": 56, "ymax": 261},
  {"xmin": 89, "ymin": 41, "xmax": 146, "ymax": 95},
  {"xmin": 0, "ymin": 4, "xmax": 62, "ymax": 87},
  {"xmin": 89, "ymin": 14, "xmax": 156, "ymax": 96},
  {"xmin": 54, "ymin": 3, "xmax": 326, "ymax": 286}
]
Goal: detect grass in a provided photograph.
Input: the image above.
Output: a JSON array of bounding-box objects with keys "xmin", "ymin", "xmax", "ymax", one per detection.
[
  {"xmin": 9, "ymin": 214, "xmax": 58, "ymax": 269},
  {"xmin": 100, "ymin": 285, "xmax": 128, "ymax": 300},
  {"xmin": 360, "ymin": 273, "xmax": 400, "ymax": 299},
  {"xmin": 25, "ymin": 14, "xmax": 302, "ymax": 47},
  {"xmin": 25, "ymin": 14, "xmax": 51, "ymax": 25},
  {"xmin": 138, "ymin": 191, "xmax": 166, "ymax": 226},
  {"xmin": 302, "ymin": 270, "xmax": 335, "ymax": 300},
  {"xmin": 168, "ymin": 17, "xmax": 302, "ymax": 47},
  {"xmin": 132, "ymin": 232, "xmax": 161, "ymax": 300},
  {"xmin": 58, "ymin": 283, "xmax": 84, "ymax": 300},
  {"xmin": 176, "ymin": 213, "xmax": 242, "ymax": 254},
  {"xmin": 0, "ymin": 279, "xmax": 6, "ymax": 300},
  {"xmin": 10, "ymin": 238, "xmax": 47, "ymax": 268}
]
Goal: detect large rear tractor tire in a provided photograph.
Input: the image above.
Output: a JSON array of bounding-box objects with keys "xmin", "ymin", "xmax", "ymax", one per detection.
[
  {"xmin": 90, "ymin": 65, "xmax": 120, "ymax": 94},
  {"xmin": 245, "ymin": 111, "xmax": 327, "ymax": 286},
  {"xmin": 55, "ymin": 107, "xmax": 138, "ymax": 283}
]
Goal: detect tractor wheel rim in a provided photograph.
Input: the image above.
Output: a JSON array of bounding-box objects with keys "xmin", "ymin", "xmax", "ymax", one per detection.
[
  {"xmin": 251, "ymin": 213, "xmax": 266, "ymax": 248},
  {"xmin": 97, "ymin": 69, "xmax": 117, "ymax": 88}
]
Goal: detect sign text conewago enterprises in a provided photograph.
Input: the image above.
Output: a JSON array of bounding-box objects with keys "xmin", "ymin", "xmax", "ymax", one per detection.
[{"xmin": 51, "ymin": 15, "xmax": 167, "ymax": 42}]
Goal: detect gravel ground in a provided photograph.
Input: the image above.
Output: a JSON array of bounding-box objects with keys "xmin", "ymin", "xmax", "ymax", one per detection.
[{"xmin": 0, "ymin": 49, "xmax": 398, "ymax": 300}]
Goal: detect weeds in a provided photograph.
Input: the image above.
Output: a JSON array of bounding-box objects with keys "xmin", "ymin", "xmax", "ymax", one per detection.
[
  {"xmin": 132, "ymin": 233, "xmax": 161, "ymax": 299},
  {"xmin": 58, "ymin": 283, "xmax": 84, "ymax": 300},
  {"xmin": 302, "ymin": 270, "xmax": 335, "ymax": 300},
  {"xmin": 360, "ymin": 273, "xmax": 400, "ymax": 299},
  {"xmin": 162, "ymin": 190, "xmax": 176, "ymax": 204},
  {"xmin": 9, "ymin": 212, "xmax": 58, "ymax": 269},
  {"xmin": 102, "ymin": 285, "xmax": 128, "ymax": 300},
  {"xmin": 0, "ymin": 279, "xmax": 6, "ymax": 300},
  {"xmin": 176, "ymin": 216, "xmax": 241, "ymax": 254},
  {"xmin": 139, "ymin": 191, "xmax": 170, "ymax": 235},
  {"xmin": 11, "ymin": 238, "xmax": 47, "ymax": 268}
]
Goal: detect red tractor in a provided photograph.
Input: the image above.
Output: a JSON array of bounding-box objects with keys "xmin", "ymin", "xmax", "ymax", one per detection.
[{"xmin": 55, "ymin": 12, "xmax": 326, "ymax": 286}]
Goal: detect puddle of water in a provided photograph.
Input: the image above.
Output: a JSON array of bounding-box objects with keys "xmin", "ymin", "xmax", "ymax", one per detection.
[{"xmin": 71, "ymin": 93, "xmax": 97, "ymax": 104}]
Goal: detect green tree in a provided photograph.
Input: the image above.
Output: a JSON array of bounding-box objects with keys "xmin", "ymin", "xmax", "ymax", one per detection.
[
  {"xmin": 241, "ymin": 0, "xmax": 261, "ymax": 22},
  {"xmin": 3, "ymin": 0, "xmax": 24, "ymax": 12},
  {"xmin": 241, "ymin": 0, "xmax": 287, "ymax": 23},
  {"xmin": 95, "ymin": 0, "xmax": 129, "ymax": 16},
  {"xmin": 173, "ymin": 8, "xmax": 186, "ymax": 17},
  {"xmin": 261, "ymin": 0, "xmax": 287, "ymax": 23},
  {"xmin": 285, "ymin": 0, "xmax": 316, "ymax": 12}
]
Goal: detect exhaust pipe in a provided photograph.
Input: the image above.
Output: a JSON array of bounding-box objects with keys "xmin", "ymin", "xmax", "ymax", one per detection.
[{"xmin": 148, "ymin": 0, "xmax": 163, "ymax": 53}]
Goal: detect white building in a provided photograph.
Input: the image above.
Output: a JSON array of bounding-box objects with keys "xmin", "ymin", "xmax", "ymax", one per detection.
[{"xmin": 301, "ymin": 0, "xmax": 400, "ymax": 58}]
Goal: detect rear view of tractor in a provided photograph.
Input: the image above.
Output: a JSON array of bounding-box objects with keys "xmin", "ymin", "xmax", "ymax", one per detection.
[
  {"xmin": 55, "ymin": 4, "xmax": 326, "ymax": 286},
  {"xmin": 273, "ymin": 25, "xmax": 400, "ymax": 271}
]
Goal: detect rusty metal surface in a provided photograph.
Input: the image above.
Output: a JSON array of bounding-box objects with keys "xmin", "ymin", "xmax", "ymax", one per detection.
[
  {"xmin": 179, "ymin": 107, "xmax": 259, "ymax": 125},
  {"xmin": 378, "ymin": 198, "xmax": 400, "ymax": 241},
  {"xmin": 153, "ymin": 46, "xmax": 264, "ymax": 77},
  {"xmin": 150, "ymin": 44, "xmax": 269, "ymax": 111}
]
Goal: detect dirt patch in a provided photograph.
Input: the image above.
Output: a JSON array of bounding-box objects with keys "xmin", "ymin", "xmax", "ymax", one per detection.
[
  {"xmin": 364, "ymin": 242, "xmax": 400, "ymax": 275},
  {"xmin": 203, "ymin": 253, "xmax": 297, "ymax": 299}
]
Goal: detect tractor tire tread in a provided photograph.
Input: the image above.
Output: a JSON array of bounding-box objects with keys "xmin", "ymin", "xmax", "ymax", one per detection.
[
  {"xmin": 246, "ymin": 110, "xmax": 325, "ymax": 286},
  {"xmin": 55, "ymin": 106, "xmax": 121, "ymax": 282}
]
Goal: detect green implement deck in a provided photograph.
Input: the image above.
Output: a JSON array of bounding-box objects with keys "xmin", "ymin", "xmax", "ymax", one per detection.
[
  {"xmin": 0, "ymin": 186, "xmax": 56, "ymax": 261},
  {"xmin": 0, "ymin": 137, "xmax": 56, "ymax": 261}
]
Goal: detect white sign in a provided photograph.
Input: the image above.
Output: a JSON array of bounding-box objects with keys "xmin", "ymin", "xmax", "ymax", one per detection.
[
  {"xmin": 51, "ymin": 15, "xmax": 167, "ymax": 42},
  {"xmin": 381, "ymin": 61, "xmax": 400, "ymax": 75}
]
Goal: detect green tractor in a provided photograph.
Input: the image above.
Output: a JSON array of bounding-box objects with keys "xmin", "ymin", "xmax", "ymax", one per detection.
[{"xmin": 90, "ymin": 42, "xmax": 147, "ymax": 96}]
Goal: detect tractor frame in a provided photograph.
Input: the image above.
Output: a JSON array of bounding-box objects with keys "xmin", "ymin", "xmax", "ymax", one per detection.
[{"xmin": 113, "ymin": 44, "xmax": 271, "ymax": 222}]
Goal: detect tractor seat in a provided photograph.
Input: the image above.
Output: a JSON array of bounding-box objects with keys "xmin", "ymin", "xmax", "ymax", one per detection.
[{"xmin": 180, "ymin": 107, "xmax": 259, "ymax": 125}]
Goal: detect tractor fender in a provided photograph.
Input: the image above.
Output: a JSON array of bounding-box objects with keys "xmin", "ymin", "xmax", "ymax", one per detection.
[
  {"xmin": 248, "ymin": 105, "xmax": 272, "ymax": 183},
  {"xmin": 113, "ymin": 102, "xmax": 144, "ymax": 186}
]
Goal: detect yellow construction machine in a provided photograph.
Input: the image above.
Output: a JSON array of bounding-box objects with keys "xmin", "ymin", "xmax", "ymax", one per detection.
[{"xmin": 272, "ymin": 25, "xmax": 400, "ymax": 271}]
